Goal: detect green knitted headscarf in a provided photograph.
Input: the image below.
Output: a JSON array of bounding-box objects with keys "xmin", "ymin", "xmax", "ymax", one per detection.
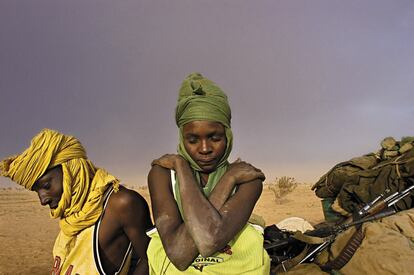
[{"xmin": 174, "ymin": 72, "xmax": 233, "ymax": 215}]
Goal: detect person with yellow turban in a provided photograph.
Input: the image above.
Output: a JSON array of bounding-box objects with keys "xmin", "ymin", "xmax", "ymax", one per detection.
[
  {"xmin": 0, "ymin": 129, "xmax": 152, "ymax": 275},
  {"xmin": 147, "ymin": 73, "xmax": 270, "ymax": 274}
]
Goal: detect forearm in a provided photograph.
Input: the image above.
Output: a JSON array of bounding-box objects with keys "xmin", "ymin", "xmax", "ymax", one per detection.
[
  {"xmin": 158, "ymin": 221, "xmax": 200, "ymax": 270},
  {"xmin": 175, "ymin": 161, "xmax": 232, "ymax": 256},
  {"xmin": 158, "ymin": 181, "xmax": 236, "ymax": 268},
  {"xmin": 154, "ymin": 167, "xmax": 235, "ymax": 269},
  {"xmin": 148, "ymin": 164, "xmax": 200, "ymax": 270},
  {"xmin": 149, "ymin": 159, "xmax": 261, "ymax": 266},
  {"xmin": 208, "ymin": 172, "xmax": 237, "ymax": 210}
]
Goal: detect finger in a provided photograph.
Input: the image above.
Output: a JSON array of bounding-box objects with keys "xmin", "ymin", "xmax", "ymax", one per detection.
[
  {"xmin": 257, "ymin": 172, "xmax": 266, "ymax": 180},
  {"xmin": 151, "ymin": 162, "xmax": 164, "ymax": 168}
]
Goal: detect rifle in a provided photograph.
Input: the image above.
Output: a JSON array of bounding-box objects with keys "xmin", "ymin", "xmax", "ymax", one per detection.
[{"xmin": 265, "ymin": 184, "xmax": 414, "ymax": 267}]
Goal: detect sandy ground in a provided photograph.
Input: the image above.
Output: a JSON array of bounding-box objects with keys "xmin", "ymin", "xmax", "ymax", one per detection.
[{"xmin": 0, "ymin": 184, "xmax": 324, "ymax": 274}]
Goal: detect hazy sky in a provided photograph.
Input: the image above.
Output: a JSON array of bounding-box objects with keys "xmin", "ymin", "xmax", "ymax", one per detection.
[{"xmin": 1, "ymin": 0, "xmax": 414, "ymax": 187}]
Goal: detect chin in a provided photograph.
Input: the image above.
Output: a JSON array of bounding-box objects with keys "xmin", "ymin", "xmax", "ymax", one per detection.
[{"xmin": 200, "ymin": 165, "xmax": 218, "ymax": 174}]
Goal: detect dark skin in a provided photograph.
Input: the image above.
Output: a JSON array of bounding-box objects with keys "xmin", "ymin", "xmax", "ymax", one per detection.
[
  {"xmin": 148, "ymin": 120, "xmax": 265, "ymax": 271},
  {"xmin": 32, "ymin": 166, "xmax": 153, "ymax": 275}
]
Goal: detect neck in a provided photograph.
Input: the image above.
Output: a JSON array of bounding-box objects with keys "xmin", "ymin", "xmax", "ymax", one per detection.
[{"xmin": 200, "ymin": 173, "xmax": 209, "ymax": 187}]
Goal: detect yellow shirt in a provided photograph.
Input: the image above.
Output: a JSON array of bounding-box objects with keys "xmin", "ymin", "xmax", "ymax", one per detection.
[
  {"xmin": 147, "ymin": 224, "xmax": 270, "ymax": 274},
  {"xmin": 148, "ymin": 170, "xmax": 269, "ymax": 274},
  {"xmin": 51, "ymin": 188, "xmax": 132, "ymax": 275}
]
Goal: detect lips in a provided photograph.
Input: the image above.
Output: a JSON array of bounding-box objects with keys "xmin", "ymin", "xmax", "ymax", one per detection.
[
  {"xmin": 197, "ymin": 158, "xmax": 216, "ymax": 164},
  {"xmin": 197, "ymin": 158, "xmax": 219, "ymax": 171}
]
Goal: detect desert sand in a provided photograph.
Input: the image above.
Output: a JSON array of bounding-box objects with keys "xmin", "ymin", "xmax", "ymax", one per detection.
[{"xmin": 0, "ymin": 184, "xmax": 324, "ymax": 275}]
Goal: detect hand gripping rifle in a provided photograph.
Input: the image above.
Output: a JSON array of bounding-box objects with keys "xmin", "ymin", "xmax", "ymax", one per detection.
[{"xmin": 265, "ymin": 184, "xmax": 414, "ymax": 271}]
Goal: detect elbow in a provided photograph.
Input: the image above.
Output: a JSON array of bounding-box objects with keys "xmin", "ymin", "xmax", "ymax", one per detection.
[
  {"xmin": 197, "ymin": 232, "xmax": 225, "ymax": 258},
  {"xmin": 164, "ymin": 248, "xmax": 192, "ymax": 271},
  {"xmin": 176, "ymin": 264, "xmax": 191, "ymax": 272},
  {"xmin": 171, "ymin": 258, "xmax": 192, "ymax": 271},
  {"xmin": 198, "ymin": 240, "xmax": 223, "ymax": 258},
  {"xmin": 199, "ymin": 247, "xmax": 216, "ymax": 258},
  {"xmin": 172, "ymin": 260, "xmax": 191, "ymax": 271}
]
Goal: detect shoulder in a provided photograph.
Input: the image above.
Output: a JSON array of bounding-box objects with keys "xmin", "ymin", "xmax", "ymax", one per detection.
[
  {"xmin": 148, "ymin": 165, "xmax": 170, "ymax": 183},
  {"xmin": 107, "ymin": 186, "xmax": 150, "ymax": 216},
  {"xmin": 147, "ymin": 165, "xmax": 172, "ymax": 193}
]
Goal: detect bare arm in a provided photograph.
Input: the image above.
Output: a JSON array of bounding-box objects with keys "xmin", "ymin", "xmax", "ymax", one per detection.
[
  {"xmin": 148, "ymin": 155, "xmax": 264, "ymax": 269},
  {"xmin": 112, "ymin": 189, "xmax": 153, "ymax": 275},
  {"xmin": 174, "ymin": 158, "xmax": 263, "ymax": 257},
  {"xmin": 148, "ymin": 165, "xmax": 198, "ymax": 270}
]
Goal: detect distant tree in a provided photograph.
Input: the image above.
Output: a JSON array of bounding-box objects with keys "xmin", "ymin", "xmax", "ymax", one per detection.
[{"xmin": 268, "ymin": 176, "xmax": 298, "ymax": 203}]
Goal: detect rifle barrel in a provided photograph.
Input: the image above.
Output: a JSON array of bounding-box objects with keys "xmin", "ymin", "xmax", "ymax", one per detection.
[
  {"xmin": 338, "ymin": 208, "xmax": 397, "ymax": 232},
  {"xmin": 388, "ymin": 185, "xmax": 414, "ymax": 207},
  {"xmin": 264, "ymin": 239, "xmax": 292, "ymax": 250}
]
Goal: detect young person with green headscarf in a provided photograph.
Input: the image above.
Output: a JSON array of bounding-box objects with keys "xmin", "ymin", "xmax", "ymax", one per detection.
[{"xmin": 147, "ymin": 73, "xmax": 270, "ymax": 274}]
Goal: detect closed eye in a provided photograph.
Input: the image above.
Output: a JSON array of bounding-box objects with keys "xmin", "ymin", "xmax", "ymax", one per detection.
[
  {"xmin": 210, "ymin": 134, "xmax": 224, "ymax": 142},
  {"xmin": 185, "ymin": 135, "xmax": 199, "ymax": 144}
]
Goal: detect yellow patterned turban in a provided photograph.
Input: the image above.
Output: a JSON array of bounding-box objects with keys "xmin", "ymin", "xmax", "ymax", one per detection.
[
  {"xmin": 0, "ymin": 128, "xmax": 119, "ymax": 238},
  {"xmin": 0, "ymin": 129, "xmax": 86, "ymax": 190}
]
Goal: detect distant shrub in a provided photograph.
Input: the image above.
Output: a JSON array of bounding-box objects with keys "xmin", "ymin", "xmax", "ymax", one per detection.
[{"xmin": 268, "ymin": 176, "xmax": 298, "ymax": 203}]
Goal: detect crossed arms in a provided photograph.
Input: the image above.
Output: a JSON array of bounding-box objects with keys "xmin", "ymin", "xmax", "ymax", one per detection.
[{"xmin": 148, "ymin": 155, "xmax": 265, "ymax": 270}]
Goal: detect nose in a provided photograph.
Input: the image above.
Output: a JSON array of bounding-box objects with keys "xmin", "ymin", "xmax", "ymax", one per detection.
[
  {"xmin": 37, "ymin": 192, "xmax": 51, "ymax": 206},
  {"xmin": 199, "ymin": 139, "xmax": 212, "ymax": 155}
]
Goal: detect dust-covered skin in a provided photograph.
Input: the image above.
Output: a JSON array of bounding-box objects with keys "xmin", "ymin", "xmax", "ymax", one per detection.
[{"xmin": 148, "ymin": 121, "xmax": 265, "ymax": 270}]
